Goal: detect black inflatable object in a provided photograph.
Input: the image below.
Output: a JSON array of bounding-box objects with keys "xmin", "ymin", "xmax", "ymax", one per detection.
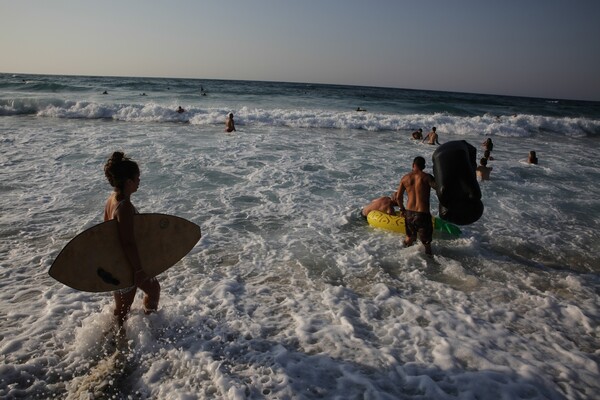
[{"xmin": 432, "ymin": 140, "xmax": 483, "ymax": 225}]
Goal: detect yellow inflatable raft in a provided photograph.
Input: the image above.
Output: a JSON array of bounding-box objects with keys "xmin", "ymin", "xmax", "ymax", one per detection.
[{"xmin": 367, "ymin": 210, "xmax": 461, "ymax": 237}]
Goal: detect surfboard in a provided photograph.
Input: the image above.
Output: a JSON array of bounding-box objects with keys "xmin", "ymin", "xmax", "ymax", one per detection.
[
  {"xmin": 366, "ymin": 210, "xmax": 461, "ymax": 237},
  {"xmin": 49, "ymin": 214, "xmax": 201, "ymax": 292}
]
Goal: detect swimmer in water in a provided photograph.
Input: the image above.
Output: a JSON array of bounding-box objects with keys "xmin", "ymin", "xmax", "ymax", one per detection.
[
  {"xmin": 476, "ymin": 157, "xmax": 493, "ymax": 181},
  {"xmin": 422, "ymin": 127, "xmax": 440, "ymax": 145},
  {"xmin": 225, "ymin": 112, "xmax": 236, "ymax": 132},
  {"xmin": 528, "ymin": 151, "xmax": 538, "ymax": 164}
]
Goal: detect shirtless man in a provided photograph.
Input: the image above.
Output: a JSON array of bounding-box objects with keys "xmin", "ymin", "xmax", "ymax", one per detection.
[
  {"xmin": 393, "ymin": 156, "xmax": 437, "ymax": 255},
  {"xmin": 411, "ymin": 128, "xmax": 423, "ymax": 140},
  {"xmin": 361, "ymin": 196, "xmax": 397, "ymax": 218},
  {"xmin": 476, "ymin": 157, "xmax": 493, "ymax": 180},
  {"xmin": 422, "ymin": 127, "xmax": 440, "ymax": 145},
  {"xmin": 225, "ymin": 112, "xmax": 236, "ymax": 132}
]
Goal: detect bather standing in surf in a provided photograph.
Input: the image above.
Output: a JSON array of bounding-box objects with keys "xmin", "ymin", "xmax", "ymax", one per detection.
[
  {"xmin": 393, "ymin": 156, "xmax": 437, "ymax": 255},
  {"xmin": 104, "ymin": 152, "xmax": 160, "ymax": 327}
]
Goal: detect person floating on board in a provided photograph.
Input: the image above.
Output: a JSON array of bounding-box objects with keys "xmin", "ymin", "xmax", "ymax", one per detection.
[
  {"xmin": 528, "ymin": 151, "xmax": 538, "ymax": 164},
  {"xmin": 176, "ymin": 106, "xmax": 185, "ymax": 114},
  {"xmin": 225, "ymin": 112, "xmax": 236, "ymax": 132},
  {"xmin": 411, "ymin": 128, "xmax": 423, "ymax": 140},
  {"xmin": 104, "ymin": 152, "xmax": 160, "ymax": 327},
  {"xmin": 361, "ymin": 196, "xmax": 398, "ymax": 218},
  {"xmin": 392, "ymin": 156, "xmax": 437, "ymax": 255},
  {"xmin": 422, "ymin": 127, "xmax": 440, "ymax": 145},
  {"xmin": 476, "ymin": 157, "xmax": 493, "ymax": 181}
]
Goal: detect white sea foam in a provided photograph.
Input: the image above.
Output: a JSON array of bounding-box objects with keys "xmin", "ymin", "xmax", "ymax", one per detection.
[
  {"xmin": 2, "ymin": 95, "xmax": 599, "ymax": 139},
  {"xmin": 0, "ymin": 78, "xmax": 599, "ymax": 399}
]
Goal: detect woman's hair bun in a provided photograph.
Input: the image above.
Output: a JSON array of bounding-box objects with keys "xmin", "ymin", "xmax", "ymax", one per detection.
[{"xmin": 111, "ymin": 151, "xmax": 125, "ymax": 163}]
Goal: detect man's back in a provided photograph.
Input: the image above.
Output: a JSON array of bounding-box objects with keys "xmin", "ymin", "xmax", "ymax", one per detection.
[
  {"xmin": 426, "ymin": 132, "xmax": 439, "ymax": 145},
  {"xmin": 401, "ymin": 170, "xmax": 435, "ymax": 213}
]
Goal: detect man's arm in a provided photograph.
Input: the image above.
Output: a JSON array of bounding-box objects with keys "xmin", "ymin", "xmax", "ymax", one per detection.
[
  {"xmin": 395, "ymin": 180, "xmax": 407, "ymax": 216},
  {"xmin": 428, "ymin": 174, "xmax": 437, "ymax": 190}
]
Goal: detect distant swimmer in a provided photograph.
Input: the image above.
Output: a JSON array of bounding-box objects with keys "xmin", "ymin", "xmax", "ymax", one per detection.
[
  {"xmin": 102, "ymin": 91, "xmax": 108, "ymax": 95},
  {"xmin": 476, "ymin": 157, "xmax": 493, "ymax": 181},
  {"xmin": 411, "ymin": 128, "xmax": 423, "ymax": 140},
  {"xmin": 422, "ymin": 127, "xmax": 440, "ymax": 145},
  {"xmin": 356, "ymin": 107, "xmax": 367, "ymax": 112},
  {"xmin": 482, "ymin": 138, "xmax": 494, "ymax": 152},
  {"xmin": 528, "ymin": 151, "xmax": 538, "ymax": 164},
  {"xmin": 176, "ymin": 106, "xmax": 185, "ymax": 114},
  {"xmin": 361, "ymin": 196, "xmax": 397, "ymax": 218},
  {"xmin": 225, "ymin": 112, "xmax": 236, "ymax": 132},
  {"xmin": 140, "ymin": 93, "xmax": 147, "ymax": 96}
]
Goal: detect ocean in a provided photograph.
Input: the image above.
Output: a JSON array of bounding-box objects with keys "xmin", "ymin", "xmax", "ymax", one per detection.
[{"xmin": 1, "ymin": 73, "xmax": 599, "ymax": 399}]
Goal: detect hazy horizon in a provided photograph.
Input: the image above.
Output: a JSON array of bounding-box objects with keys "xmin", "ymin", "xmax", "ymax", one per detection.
[
  {"xmin": 5, "ymin": 70, "xmax": 600, "ymax": 103},
  {"xmin": 2, "ymin": 1, "xmax": 599, "ymax": 102}
]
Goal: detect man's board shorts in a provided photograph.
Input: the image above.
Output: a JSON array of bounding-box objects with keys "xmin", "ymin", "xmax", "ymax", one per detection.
[{"xmin": 405, "ymin": 210, "xmax": 433, "ymax": 244}]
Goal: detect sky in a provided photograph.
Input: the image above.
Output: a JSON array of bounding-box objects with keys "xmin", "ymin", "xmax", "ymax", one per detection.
[{"xmin": 1, "ymin": 0, "xmax": 600, "ymax": 101}]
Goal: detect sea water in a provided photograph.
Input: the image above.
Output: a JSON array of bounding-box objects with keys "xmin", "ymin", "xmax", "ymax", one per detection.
[{"xmin": 1, "ymin": 73, "xmax": 599, "ymax": 399}]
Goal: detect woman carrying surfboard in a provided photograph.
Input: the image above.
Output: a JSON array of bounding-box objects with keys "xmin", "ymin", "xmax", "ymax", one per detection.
[{"xmin": 104, "ymin": 152, "xmax": 160, "ymax": 326}]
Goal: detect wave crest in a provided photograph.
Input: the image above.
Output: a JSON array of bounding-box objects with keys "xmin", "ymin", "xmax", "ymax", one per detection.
[{"xmin": 1, "ymin": 99, "xmax": 599, "ymax": 137}]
